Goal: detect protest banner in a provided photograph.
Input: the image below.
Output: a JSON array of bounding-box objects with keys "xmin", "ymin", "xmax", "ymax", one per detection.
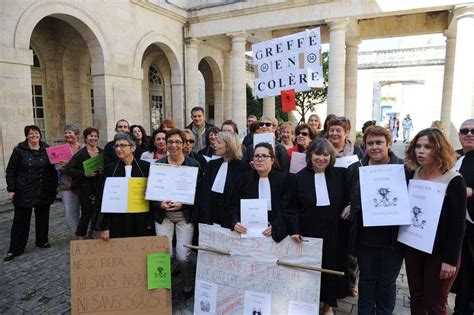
[
  {"xmin": 83, "ymin": 154, "xmax": 104, "ymax": 176},
  {"xmin": 101, "ymin": 177, "xmax": 148, "ymax": 213},
  {"xmin": 252, "ymin": 28, "xmax": 323, "ymax": 99},
  {"xmin": 70, "ymin": 236, "xmax": 171, "ymax": 315},
  {"xmin": 46, "ymin": 143, "xmax": 73, "ymax": 164},
  {"xmin": 194, "ymin": 224, "xmax": 323, "ymax": 314},
  {"xmin": 359, "ymin": 164, "xmax": 411, "ymax": 226},
  {"xmin": 145, "ymin": 164, "xmax": 199, "ymax": 204},
  {"xmin": 398, "ymin": 179, "xmax": 447, "ymax": 253}
]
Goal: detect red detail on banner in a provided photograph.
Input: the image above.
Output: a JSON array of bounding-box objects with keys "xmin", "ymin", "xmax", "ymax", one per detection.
[{"xmin": 281, "ymin": 89, "xmax": 296, "ymax": 112}]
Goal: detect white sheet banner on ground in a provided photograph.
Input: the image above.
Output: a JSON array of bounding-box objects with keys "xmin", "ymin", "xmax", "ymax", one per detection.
[
  {"xmin": 145, "ymin": 163, "xmax": 199, "ymax": 204},
  {"xmin": 195, "ymin": 224, "xmax": 323, "ymax": 314},
  {"xmin": 397, "ymin": 179, "xmax": 447, "ymax": 254},
  {"xmin": 359, "ymin": 164, "xmax": 411, "ymax": 226},
  {"xmin": 252, "ymin": 28, "xmax": 322, "ymax": 98}
]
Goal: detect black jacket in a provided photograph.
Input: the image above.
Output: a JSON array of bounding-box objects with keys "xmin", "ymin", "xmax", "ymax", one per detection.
[
  {"xmin": 6, "ymin": 140, "xmax": 58, "ymax": 208},
  {"xmin": 347, "ymin": 151, "xmax": 408, "ymax": 252},
  {"xmin": 64, "ymin": 146, "xmax": 103, "ymax": 190},
  {"xmin": 232, "ymin": 169, "xmax": 288, "ymax": 242},
  {"xmin": 151, "ymin": 155, "xmax": 202, "ymax": 224},
  {"xmin": 199, "ymin": 158, "xmax": 248, "ymax": 228},
  {"xmin": 103, "ymin": 140, "xmax": 118, "ymax": 167},
  {"xmin": 457, "ymin": 149, "xmax": 474, "ymax": 220}
]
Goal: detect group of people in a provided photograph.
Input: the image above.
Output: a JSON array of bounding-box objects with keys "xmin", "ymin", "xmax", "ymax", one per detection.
[{"xmin": 4, "ymin": 106, "xmax": 473, "ymax": 315}]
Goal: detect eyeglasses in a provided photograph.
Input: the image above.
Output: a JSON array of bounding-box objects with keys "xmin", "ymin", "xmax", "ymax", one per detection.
[
  {"xmin": 459, "ymin": 128, "xmax": 474, "ymax": 135},
  {"xmin": 166, "ymin": 140, "xmax": 183, "ymax": 145},
  {"xmin": 259, "ymin": 122, "xmax": 273, "ymax": 127},
  {"xmin": 253, "ymin": 154, "xmax": 272, "ymax": 161},
  {"xmin": 296, "ymin": 131, "xmax": 310, "ymax": 137},
  {"xmin": 186, "ymin": 139, "xmax": 195, "ymax": 144},
  {"xmin": 113, "ymin": 144, "xmax": 132, "ymax": 149}
]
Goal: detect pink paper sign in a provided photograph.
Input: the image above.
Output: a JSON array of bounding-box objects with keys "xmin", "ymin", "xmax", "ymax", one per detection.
[{"xmin": 46, "ymin": 144, "xmax": 73, "ymax": 164}]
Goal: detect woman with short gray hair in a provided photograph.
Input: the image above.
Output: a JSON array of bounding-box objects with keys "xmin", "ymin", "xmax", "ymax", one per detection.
[{"xmin": 59, "ymin": 124, "xmax": 85, "ymax": 236}]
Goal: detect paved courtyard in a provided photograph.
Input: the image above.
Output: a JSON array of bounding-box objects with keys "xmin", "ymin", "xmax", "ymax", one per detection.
[{"xmin": 0, "ymin": 142, "xmax": 456, "ymax": 315}]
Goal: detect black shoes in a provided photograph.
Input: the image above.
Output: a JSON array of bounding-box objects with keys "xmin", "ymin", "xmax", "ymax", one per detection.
[
  {"xmin": 36, "ymin": 242, "xmax": 51, "ymax": 248},
  {"xmin": 4, "ymin": 252, "xmax": 15, "ymax": 262}
]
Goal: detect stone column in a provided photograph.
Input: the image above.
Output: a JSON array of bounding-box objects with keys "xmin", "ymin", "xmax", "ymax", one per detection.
[
  {"xmin": 440, "ymin": 29, "xmax": 456, "ymax": 138},
  {"xmin": 326, "ymin": 18, "xmax": 348, "ymax": 117},
  {"xmin": 263, "ymin": 97, "xmax": 275, "ymax": 118},
  {"xmin": 223, "ymin": 51, "xmax": 232, "ymax": 120},
  {"xmin": 449, "ymin": 5, "xmax": 474, "ymax": 145},
  {"xmin": 345, "ymin": 38, "xmax": 360, "ymax": 140},
  {"xmin": 229, "ymin": 32, "xmax": 247, "ymax": 133},
  {"xmin": 185, "ymin": 38, "xmax": 199, "ymax": 126},
  {"xmin": 171, "ymin": 83, "xmax": 185, "ymax": 128}
]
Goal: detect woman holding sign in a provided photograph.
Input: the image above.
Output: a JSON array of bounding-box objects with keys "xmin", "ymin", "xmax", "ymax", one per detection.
[
  {"xmin": 199, "ymin": 131, "xmax": 247, "ymax": 228},
  {"xmin": 95, "ymin": 132, "xmax": 151, "ymax": 239},
  {"xmin": 283, "ymin": 138, "xmax": 349, "ymax": 313},
  {"xmin": 404, "ymin": 128, "xmax": 466, "ymax": 314},
  {"xmin": 5, "ymin": 125, "xmax": 58, "ymax": 261},
  {"xmin": 346, "ymin": 126, "xmax": 406, "ymax": 314},
  {"xmin": 232, "ymin": 143, "xmax": 287, "ymax": 241},
  {"xmin": 151, "ymin": 129, "xmax": 201, "ymax": 300},
  {"xmin": 65, "ymin": 127, "xmax": 103, "ymax": 240}
]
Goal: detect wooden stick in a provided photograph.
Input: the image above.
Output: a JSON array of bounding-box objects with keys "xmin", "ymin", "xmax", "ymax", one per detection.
[
  {"xmin": 184, "ymin": 244, "xmax": 231, "ymax": 256},
  {"xmin": 277, "ymin": 260, "xmax": 345, "ymax": 276}
]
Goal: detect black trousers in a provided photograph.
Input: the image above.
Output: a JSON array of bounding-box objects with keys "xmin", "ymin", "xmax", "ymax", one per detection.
[
  {"xmin": 8, "ymin": 204, "xmax": 50, "ymax": 255},
  {"xmin": 454, "ymin": 223, "xmax": 474, "ymax": 315},
  {"xmin": 76, "ymin": 187, "xmax": 96, "ymax": 237}
]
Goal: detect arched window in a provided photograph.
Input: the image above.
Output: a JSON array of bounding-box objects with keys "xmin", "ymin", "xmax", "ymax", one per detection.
[
  {"xmin": 148, "ymin": 65, "xmax": 164, "ymax": 130},
  {"xmin": 30, "ymin": 47, "xmax": 47, "ymax": 138}
]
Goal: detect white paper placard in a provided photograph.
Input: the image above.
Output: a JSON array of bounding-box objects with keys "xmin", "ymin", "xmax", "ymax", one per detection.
[
  {"xmin": 203, "ymin": 155, "xmax": 222, "ymax": 162},
  {"xmin": 243, "ymin": 291, "xmax": 271, "ymax": 315},
  {"xmin": 334, "ymin": 155, "xmax": 359, "ymax": 168},
  {"xmin": 140, "ymin": 158, "xmax": 157, "ymax": 164},
  {"xmin": 195, "ymin": 224, "xmax": 322, "ymax": 314},
  {"xmin": 359, "ymin": 164, "xmax": 411, "ymax": 226},
  {"xmin": 289, "ymin": 151, "xmax": 307, "ymax": 174},
  {"xmin": 288, "ymin": 300, "xmax": 319, "ymax": 315},
  {"xmin": 194, "ymin": 280, "xmax": 218, "ymax": 315},
  {"xmin": 101, "ymin": 177, "xmax": 128, "ymax": 213},
  {"xmin": 253, "ymin": 133, "xmax": 275, "ymax": 148},
  {"xmin": 397, "ymin": 179, "xmax": 447, "ymax": 254},
  {"xmin": 145, "ymin": 163, "xmax": 199, "ymax": 204},
  {"xmin": 241, "ymin": 199, "xmax": 268, "ymax": 238}
]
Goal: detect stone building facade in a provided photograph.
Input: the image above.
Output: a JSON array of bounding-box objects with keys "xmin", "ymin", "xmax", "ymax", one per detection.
[{"xmin": 1, "ymin": 1, "xmax": 474, "ymax": 195}]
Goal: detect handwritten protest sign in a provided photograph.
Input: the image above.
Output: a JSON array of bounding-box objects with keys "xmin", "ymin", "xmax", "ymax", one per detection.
[
  {"xmin": 46, "ymin": 143, "xmax": 73, "ymax": 164},
  {"xmin": 252, "ymin": 28, "xmax": 322, "ymax": 98},
  {"xmin": 145, "ymin": 164, "xmax": 199, "ymax": 204},
  {"xmin": 83, "ymin": 154, "xmax": 103, "ymax": 176},
  {"xmin": 398, "ymin": 179, "xmax": 447, "ymax": 253},
  {"xmin": 101, "ymin": 178, "xmax": 149, "ymax": 213},
  {"xmin": 147, "ymin": 253, "xmax": 171, "ymax": 289},
  {"xmin": 359, "ymin": 164, "xmax": 411, "ymax": 226},
  {"xmin": 70, "ymin": 236, "xmax": 171, "ymax": 315},
  {"xmin": 194, "ymin": 224, "xmax": 323, "ymax": 314}
]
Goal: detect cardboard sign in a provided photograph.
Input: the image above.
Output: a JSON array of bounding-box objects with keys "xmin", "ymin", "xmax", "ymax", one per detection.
[
  {"xmin": 70, "ymin": 236, "xmax": 171, "ymax": 315},
  {"xmin": 252, "ymin": 28, "xmax": 323, "ymax": 98},
  {"xmin": 46, "ymin": 143, "xmax": 73, "ymax": 164},
  {"xmin": 194, "ymin": 224, "xmax": 323, "ymax": 314}
]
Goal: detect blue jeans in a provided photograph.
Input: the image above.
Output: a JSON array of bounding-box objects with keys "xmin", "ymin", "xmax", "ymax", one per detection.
[{"xmin": 357, "ymin": 244, "xmax": 404, "ymax": 315}]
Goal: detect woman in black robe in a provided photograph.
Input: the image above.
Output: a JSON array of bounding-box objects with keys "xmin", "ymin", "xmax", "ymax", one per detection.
[
  {"xmin": 283, "ymin": 137, "xmax": 349, "ymax": 313},
  {"xmin": 199, "ymin": 131, "xmax": 248, "ymax": 229},
  {"xmin": 95, "ymin": 132, "xmax": 150, "ymax": 240},
  {"xmin": 232, "ymin": 143, "xmax": 287, "ymax": 242}
]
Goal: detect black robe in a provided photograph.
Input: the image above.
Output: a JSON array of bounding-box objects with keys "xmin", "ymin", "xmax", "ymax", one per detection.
[
  {"xmin": 231, "ymin": 169, "xmax": 288, "ymax": 242},
  {"xmin": 283, "ymin": 166, "xmax": 349, "ymax": 307},
  {"xmin": 199, "ymin": 158, "xmax": 248, "ymax": 229},
  {"xmin": 95, "ymin": 159, "xmax": 151, "ymax": 238}
]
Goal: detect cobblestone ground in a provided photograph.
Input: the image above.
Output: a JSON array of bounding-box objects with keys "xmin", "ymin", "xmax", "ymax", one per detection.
[{"xmin": 0, "ymin": 152, "xmax": 456, "ymax": 315}]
